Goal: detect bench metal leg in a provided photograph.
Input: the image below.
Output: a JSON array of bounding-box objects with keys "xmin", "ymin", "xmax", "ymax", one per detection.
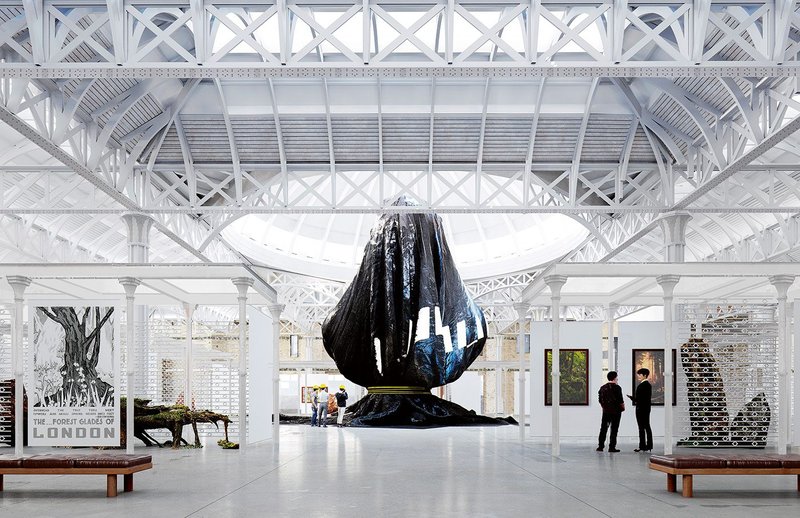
[
  {"xmin": 667, "ymin": 474, "xmax": 676, "ymax": 492},
  {"xmin": 682, "ymin": 475, "xmax": 693, "ymax": 498},
  {"xmin": 797, "ymin": 474, "xmax": 799, "ymax": 492},
  {"xmin": 107, "ymin": 474, "xmax": 118, "ymax": 497},
  {"xmin": 0, "ymin": 474, "xmax": 3, "ymax": 492},
  {"xmin": 124, "ymin": 474, "xmax": 133, "ymax": 492}
]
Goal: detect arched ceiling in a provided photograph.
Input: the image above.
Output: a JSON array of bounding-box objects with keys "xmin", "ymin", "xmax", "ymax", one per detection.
[{"xmin": 0, "ymin": 1, "xmax": 799, "ymax": 323}]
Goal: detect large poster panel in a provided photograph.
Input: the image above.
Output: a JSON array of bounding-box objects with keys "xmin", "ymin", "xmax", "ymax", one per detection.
[{"xmin": 28, "ymin": 305, "xmax": 120, "ymax": 446}]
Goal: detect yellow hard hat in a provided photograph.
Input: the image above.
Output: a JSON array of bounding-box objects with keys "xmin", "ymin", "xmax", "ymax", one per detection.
[
  {"xmin": 320, "ymin": 384, "xmax": 327, "ymax": 388},
  {"xmin": 339, "ymin": 385, "xmax": 345, "ymax": 389},
  {"xmin": 312, "ymin": 385, "xmax": 319, "ymax": 389}
]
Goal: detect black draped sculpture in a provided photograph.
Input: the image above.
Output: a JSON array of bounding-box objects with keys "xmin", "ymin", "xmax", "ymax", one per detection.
[{"xmin": 322, "ymin": 197, "xmax": 509, "ymax": 426}]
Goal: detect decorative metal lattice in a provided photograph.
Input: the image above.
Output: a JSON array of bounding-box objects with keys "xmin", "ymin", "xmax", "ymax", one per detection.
[
  {"xmin": 134, "ymin": 316, "xmax": 245, "ymax": 442},
  {"xmin": 0, "ymin": 308, "xmax": 10, "ymax": 446},
  {"xmin": 675, "ymin": 303, "xmax": 778, "ymax": 448}
]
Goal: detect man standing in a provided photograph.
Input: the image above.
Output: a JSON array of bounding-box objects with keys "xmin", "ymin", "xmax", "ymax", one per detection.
[
  {"xmin": 628, "ymin": 368, "xmax": 653, "ymax": 452},
  {"xmin": 317, "ymin": 384, "xmax": 329, "ymax": 427},
  {"xmin": 310, "ymin": 385, "xmax": 319, "ymax": 427},
  {"xmin": 596, "ymin": 371, "xmax": 625, "ymax": 453},
  {"xmin": 335, "ymin": 385, "xmax": 348, "ymax": 427}
]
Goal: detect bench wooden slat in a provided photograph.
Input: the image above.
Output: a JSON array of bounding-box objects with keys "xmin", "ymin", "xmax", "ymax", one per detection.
[
  {"xmin": 0, "ymin": 463, "xmax": 152, "ymax": 476},
  {"xmin": 0, "ymin": 459, "xmax": 152, "ymax": 497},
  {"xmin": 650, "ymin": 463, "xmax": 800, "ymax": 476},
  {"xmin": 649, "ymin": 455, "xmax": 800, "ymax": 498}
]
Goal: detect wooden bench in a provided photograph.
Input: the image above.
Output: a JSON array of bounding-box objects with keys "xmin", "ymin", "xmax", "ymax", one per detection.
[
  {"xmin": 649, "ymin": 453, "xmax": 800, "ymax": 497},
  {"xmin": 0, "ymin": 453, "xmax": 152, "ymax": 497}
]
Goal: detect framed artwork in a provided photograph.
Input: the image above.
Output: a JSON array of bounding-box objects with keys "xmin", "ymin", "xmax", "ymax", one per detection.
[
  {"xmin": 28, "ymin": 304, "xmax": 121, "ymax": 447},
  {"xmin": 301, "ymin": 386, "xmax": 315, "ymax": 404},
  {"xmin": 545, "ymin": 349, "xmax": 589, "ymax": 406},
  {"xmin": 631, "ymin": 349, "xmax": 677, "ymax": 406}
]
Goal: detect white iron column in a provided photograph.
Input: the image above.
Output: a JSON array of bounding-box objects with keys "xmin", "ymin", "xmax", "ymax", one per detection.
[
  {"xmin": 268, "ymin": 304, "xmax": 284, "ymax": 445},
  {"xmin": 232, "ymin": 277, "xmax": 253, "ymax": 448},
  {"xmin": 121, "ymin": 213, "xmax": 152, "ymax": 399},
  {"xmin": 305, "ymin": 335, "xmax": 313, "ymax": 360},
  {"xmin": 494, "ymin": 334, "xmax": 503, "ymax": 416},
  {"xmin": 770, "ymin": 275, "xmax": 794, "ymax": 454},
  {"xmin": 545, "ymin": 275, "xmax": 567, "ymax": 457},
  {"xmin": 184, "ymin": 303, "xmax": 195, "ymax": 409},
  {"xmin": 657, "ymin": 275, "xmax": 680, "ymax": 455},
  {"xmin": 606, "ymin": 303, "xmax": 618, "ymax": 372},
  {"xmin": 120, "ymin": 212, "xmax": 154, "ymax": 263},
  {"xmin": 7, "ymin": 276, "xmax": 30, "ymax": 458},
  {"xmin": 119, "ymin": 277, "xmax": 140, "ymax": 454},
  {"xmin": 658, "ymin": 211, "xmax": 692, "ymax": 262},
  {"xmin": 513, "ymin": 302, "xmax": 529, "ymax": 441}
]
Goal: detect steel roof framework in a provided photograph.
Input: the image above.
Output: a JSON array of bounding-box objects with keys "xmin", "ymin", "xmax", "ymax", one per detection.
[{"xmin": 0, "ymin": 1, "xmax": 799, "ymax": 327}]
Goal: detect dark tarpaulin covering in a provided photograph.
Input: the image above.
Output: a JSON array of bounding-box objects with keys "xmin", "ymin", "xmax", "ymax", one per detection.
[
  {"xmin": 322, "ymin": 196, "xmax": 487, "ymax": 389},
  {"xmin": 321, "ymin": 197, "xmax": 510, "ymax": 427}
]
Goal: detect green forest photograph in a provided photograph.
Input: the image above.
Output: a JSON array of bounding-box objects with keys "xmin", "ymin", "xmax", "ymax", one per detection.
[{"xmin": 545, "ymin": 349, "xmax": 589, "ymax": 405}]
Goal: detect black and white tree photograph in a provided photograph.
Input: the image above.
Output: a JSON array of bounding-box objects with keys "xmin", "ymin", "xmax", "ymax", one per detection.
[{"xmin": 32, "ymin": 305, "xmax": 117, "ymax": 408}]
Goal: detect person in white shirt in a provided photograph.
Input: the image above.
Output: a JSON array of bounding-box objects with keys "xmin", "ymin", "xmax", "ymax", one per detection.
[{"xmin": 316, "ymin": 384, "xmax": 329, "ymax": 427}]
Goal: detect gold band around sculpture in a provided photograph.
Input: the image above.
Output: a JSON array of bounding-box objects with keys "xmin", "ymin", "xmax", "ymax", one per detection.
[{"xmin": 366, "ymin": 386, "xmax": 430, "ymax": 395}]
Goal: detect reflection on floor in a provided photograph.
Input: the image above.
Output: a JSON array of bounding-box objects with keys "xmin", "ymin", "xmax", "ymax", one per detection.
[{"xmin": 1, "ymin": 426, "xmax": 799, "ymax": 518}]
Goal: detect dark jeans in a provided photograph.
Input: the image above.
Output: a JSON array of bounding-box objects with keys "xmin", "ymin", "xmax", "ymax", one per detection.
[
  {"xmin": 636, "ymin": 408, "xmax": 652, "ymax": 450},
  {"xmin": 598, "ymin": 412, "xmax": 621, "ymax": 449}
]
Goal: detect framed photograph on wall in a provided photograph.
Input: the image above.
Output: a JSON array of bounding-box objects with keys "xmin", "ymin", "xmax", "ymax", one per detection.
[
  {"xmin": 301, "ymin": 386, "xmax": 315, "ymax": 404},
  {"xmin": 544, "ymin": 349, "xmax": 589, "ymax": 406},
  {"xmin": 631, "ymin": 349, "xmax": 677, "ymax": 406}
]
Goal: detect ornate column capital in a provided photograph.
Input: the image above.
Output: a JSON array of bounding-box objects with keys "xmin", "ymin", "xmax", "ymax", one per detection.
[
  {"xmin": 512, "ymin": 302, "xmax": 529, "ymax": 320},
  {"xmin": 232, "ymin": 277, "xmax": 254, "ymax": 298},
  {"xmin": 544, "ymin": 274, "xmax": 568, "ymax": 297},
  {"xmin": 120, "ymin": 212, "xmax": 154, "ymax": 263},
  {"xmin": 769, "ymin": 275, "xmax": 795, "ymax": 298},
  {"xmin": 658, "ymin": 211, "xmax": 692, "ymax": 262},
  {"xmin": 267, "ymin": 303, "xmax": 285, "ymax": 321},
  {"xmin": 656, "ymin": 274, "xmax": 680, "ymax": 297},
  {"xmin": 183, "ymin": 302, "xmax": 196, "ymax": 320},
  {"xmin": 118, "ymin": 277, "xmax": 141, "ymax": 297},
  {"xmin": 6, "ymin": 276, "xmax": 31, "ymax": 300}
]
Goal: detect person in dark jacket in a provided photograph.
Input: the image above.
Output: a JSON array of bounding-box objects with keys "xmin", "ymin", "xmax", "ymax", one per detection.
[
  {"xmin": 596, "ymin": 371, "xmax": 625, "ymax": 453},
  {"xmin": 335, "ymin": 385, "xmax": 348, "ymax": 427},
  {"xmin": 628, "ymin": 367, "xmax": 653, "ymax": 452},
  {"xmin": 310, "ymin": 385, "xmax": 319, "ymax": 427}
]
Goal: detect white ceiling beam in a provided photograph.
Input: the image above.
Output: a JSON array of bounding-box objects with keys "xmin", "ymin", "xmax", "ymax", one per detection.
[
  {"xmin": 616, "ymin": 119, "xmax": 638, "ymax": 201},
  {"xmin": 6, "ymin": 206, "xmax": 800, "ymax": 216},
  {"xmin": 266, "ymin": 78, "xmax": 288, "ymax": 180},
  {"xmin": 3, "ymin": 64, "xmax": 800, "ymax": 79},
  {"xmin": 214, "ymin": 79, "xmax": 243, "ymax": 205},
  {"xmin": 570, "ymin": 78, "xmax": 598, "ymax": 204},
  {"xmin": 174, "ymin": 117, "xmax": 197, "ymax": 208}
]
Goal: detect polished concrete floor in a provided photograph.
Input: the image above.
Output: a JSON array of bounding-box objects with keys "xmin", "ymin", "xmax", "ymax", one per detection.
[{"xmin": 1, "ymin": 426, "xmax": 799, "ymax": 518}]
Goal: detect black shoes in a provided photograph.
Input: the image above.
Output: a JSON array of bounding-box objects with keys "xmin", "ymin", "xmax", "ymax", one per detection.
[
  {"xmin": 596, "ymin": 447, "xmax": 603, "ymax": 452},
  {"xmin": 608, "ymin": 448, "xmax": 620, "ymax": 453},
  {"xmin": 634, "ymin": 448, "xmax": 652, "ymax": 452}
]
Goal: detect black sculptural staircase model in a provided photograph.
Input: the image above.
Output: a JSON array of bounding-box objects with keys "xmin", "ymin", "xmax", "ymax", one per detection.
[{"xmin": 322, "ymin": 196, "xmax": 510, "ymax": 427}]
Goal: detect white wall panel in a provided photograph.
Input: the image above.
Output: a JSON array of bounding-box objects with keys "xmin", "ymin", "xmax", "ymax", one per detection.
[
  {"xmin": 617, "ymin": 322, "xmax": 671, "ymax": 441},
  {"xmin": 530, "ymin": 321, "xmax": 603, "ymax": 438},
  {"xmin": 450, "ymin": 371, "xmax": 483, "ymax": 413}
]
